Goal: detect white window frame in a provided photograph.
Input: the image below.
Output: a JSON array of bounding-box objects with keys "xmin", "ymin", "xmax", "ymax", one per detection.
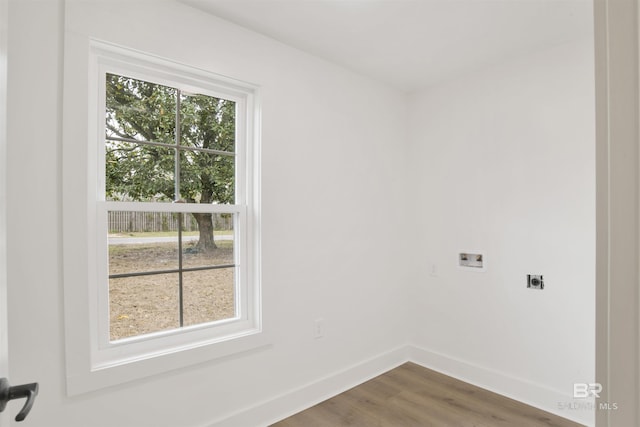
[{"xmin": 63, "ymin": 40, "xmax": 265, "ymax": 395}]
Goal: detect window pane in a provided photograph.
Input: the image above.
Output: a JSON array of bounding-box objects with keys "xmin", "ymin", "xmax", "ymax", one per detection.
[
  {"xmin": 106, "ymin": 73, "xmax": 176, "ymax": 144},
  {"xmin": 109, "ymin": 273, "xmax": 180, "ymax": 341},
  {"xmin": 107, "ymin": 211, "xmax": 236, "ymax": 341},
  {"xmin": 182, "ymin": 212, "xmax": 234, "ymax": 265},
  {"xmin": 179, "ymin": 150, "xmax": 235, "ymax": 204},
  {"xmin": 182, "ymin": 268, "xmax": 236, "ymax": 327},
  {"xmin": 108, "ymin": 212, "xmax": 181, "ymax": 275},
  {"xmin": 180, "ymin": 92, "xmax": 235, "ymax": 153},
  {"xmin": 106, "ymin": 141, "xmax": 175, "ymax": 202}
]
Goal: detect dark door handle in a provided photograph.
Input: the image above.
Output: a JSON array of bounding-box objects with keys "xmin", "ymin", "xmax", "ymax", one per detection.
[{"xmin": 0, "ymin": 378, "xmax": 39, "ymax": 422}]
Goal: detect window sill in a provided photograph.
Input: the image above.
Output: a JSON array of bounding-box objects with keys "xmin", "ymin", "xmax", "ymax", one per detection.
[{"xmin": 66, "ymin": 330, "xmax": 271, "ymax": 396}]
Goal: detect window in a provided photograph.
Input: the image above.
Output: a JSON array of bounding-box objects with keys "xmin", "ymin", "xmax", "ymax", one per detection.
[
  {"xmin": 61, "ymin": 42, "xmax": 263, "ymax": 391},
  {"xmin": 103, "ymin": 74, "xmax": 240, "ymax": 342}
]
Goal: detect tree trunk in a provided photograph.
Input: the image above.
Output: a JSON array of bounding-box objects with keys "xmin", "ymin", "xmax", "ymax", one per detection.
[{"xmin": 191, "ymin": 213, "xmax": 217, "ymax": 252}]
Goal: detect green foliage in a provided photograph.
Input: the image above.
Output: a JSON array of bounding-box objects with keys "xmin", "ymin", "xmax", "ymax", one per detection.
[{"xmin": 105, "ymin": 73, "xmax": 235, "ymax": 204}]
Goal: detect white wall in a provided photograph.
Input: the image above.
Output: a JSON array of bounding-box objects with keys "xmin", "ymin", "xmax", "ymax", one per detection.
[
  {"xmin": 7, "ymin": 1, "xmax": 409, "ymax": 426},
  {"xmin": 406, "ymin": 40, "xmax": 596, "ymax": 425}
]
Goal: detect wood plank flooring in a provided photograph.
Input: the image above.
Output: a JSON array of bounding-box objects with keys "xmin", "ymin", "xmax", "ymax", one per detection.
[{"xmin": 271, "ymin": 362, "xmax": 585, "ymax": 427}]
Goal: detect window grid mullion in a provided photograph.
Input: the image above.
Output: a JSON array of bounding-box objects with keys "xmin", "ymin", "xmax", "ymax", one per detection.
[
  {"xmin": 105, "ymin": 136, "xmax": 236, "ymax": 157},
  {"xmin": 109, "ymin": 263, "xmax": 236, "ymax": 279},
  {"xmin": 178, "ymin": 213, "xmax": 184, "ymax": 327}
]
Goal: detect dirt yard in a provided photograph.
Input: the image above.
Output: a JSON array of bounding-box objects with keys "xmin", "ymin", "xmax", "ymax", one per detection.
[{"xmin": 108, "ymin": 240, "xmax": 235, "ymax": 341}]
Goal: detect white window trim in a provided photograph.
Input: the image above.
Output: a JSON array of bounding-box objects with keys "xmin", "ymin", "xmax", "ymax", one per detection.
[{"xmin": 63, "ymin": 40, "xmax": 265, "ymax": 396}]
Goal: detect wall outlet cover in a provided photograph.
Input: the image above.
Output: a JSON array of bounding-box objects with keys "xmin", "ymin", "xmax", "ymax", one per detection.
[
  {"xmin": 458, "ymin": 251, "xmax": 486, "ymax": 272},
  {"xmin": 527, "ymin": 274, "xmax": 544, "ymax": 290}
]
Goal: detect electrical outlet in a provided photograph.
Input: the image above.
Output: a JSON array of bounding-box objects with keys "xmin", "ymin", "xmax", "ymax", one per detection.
[
  {"xmin": 527, "ymin": 275, "xmax": 544, "ymax": 290},
  {"xmin": 314, "ymin": 318, "xmax": 324, "ymax": 339}
]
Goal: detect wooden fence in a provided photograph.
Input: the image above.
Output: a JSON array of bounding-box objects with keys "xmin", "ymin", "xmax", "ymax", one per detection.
[{"xmin": 108, "ymin": 211, "xmax": 232, "ymax": 233}]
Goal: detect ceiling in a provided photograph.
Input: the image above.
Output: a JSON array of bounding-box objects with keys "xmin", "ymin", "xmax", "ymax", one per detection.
[{"xmin": 180, "ymin": 0, "xmax": 594, "ymax": 92}]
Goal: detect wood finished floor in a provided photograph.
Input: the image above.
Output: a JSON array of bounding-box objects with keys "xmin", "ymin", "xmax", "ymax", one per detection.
[{"xmin": 271, "ymin": 362, "xmax": 585, "ymax": 427}]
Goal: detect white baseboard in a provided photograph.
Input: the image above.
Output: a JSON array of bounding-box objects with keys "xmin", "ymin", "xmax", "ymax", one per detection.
[
  {"xmin": 408, "ymin": 345, "xmax": 594, "ymax": 427},
  {"xmin": 206, "ymin": 344, "xmax": 593, "ymax": 427},
  {"xmin": 207, "ymin": 345, "xmax": 410, "ymax": 427}
]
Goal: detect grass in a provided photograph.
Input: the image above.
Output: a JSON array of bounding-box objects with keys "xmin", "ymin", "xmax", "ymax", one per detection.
[{"xmin": 108, "ymin": 239, "xmax": 233, "ymax": 255}]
